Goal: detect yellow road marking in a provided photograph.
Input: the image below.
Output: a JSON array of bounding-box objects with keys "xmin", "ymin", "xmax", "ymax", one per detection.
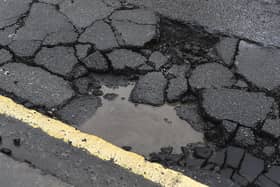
[{"xmin": 0, "ymin": 95, "xmax": 207, "ymax": 187}]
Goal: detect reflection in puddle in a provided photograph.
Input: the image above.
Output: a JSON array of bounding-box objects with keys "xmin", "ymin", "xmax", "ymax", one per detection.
[{"xmin": 81, "ymin": 84, "xmax": 204, "ymax": 156}]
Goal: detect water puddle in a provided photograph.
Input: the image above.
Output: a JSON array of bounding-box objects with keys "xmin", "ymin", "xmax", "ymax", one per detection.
[{"xmin": 80, "ymin": 84, "xmax": 204, "ymax": 156}]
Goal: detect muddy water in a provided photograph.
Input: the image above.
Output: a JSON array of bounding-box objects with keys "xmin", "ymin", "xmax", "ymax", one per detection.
[{"xmin": 81, "ymin": 84, "xmax": 204, "ymax": 156}]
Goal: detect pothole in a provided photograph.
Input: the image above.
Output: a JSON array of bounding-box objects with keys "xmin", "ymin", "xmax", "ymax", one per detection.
[{"xmin": 80, "ymin": 84, "xmax": 204, "ymax": 156}]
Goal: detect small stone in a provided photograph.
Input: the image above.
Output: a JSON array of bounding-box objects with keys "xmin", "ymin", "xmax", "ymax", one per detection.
[
  {"xmin": 189, "ymin": 63, "xmax": 235, "ymax": 90},
  {"xmin": 103, "ymin": 93, "xmax": 118, "ymax": 101},
  {"xmin": 0, "ymin": 148, "xmax": 12, "ymax": 156},
  {"xmin": 122, "ymin": 146, "xmax": 132, "ymax": 151},
  {"xmin": 214, "ymin": 37, "xmax": 239, "ymax": 66},
  {"xmin": 130, "ymin": 72, "xmax": 167, "ymax": 106},
  {"xmin": 107, "ymin": 49, "xmax": 146, "ymax": 73},
  {"xmin": 13, "ymin": 138, "xmax": 21, "ymax": 147},
  {"xmin": 263, "ymin": 146, "xmax": 275, "ymax": 157},
  {"xmin": 82, "ymin": 51, "xmax": 109, "ymax": 72},
  {"xmin": 79, "ymin": 21, "xmax": 118, "ymax": 51},
  {"xmin": 239, "ymin": 154, "xmax": 264, "ymax": 182},
  {"xmin": 193, "ymin": 146, "xmax": 212, "ymax": 159},
  {"xmin": 262, "ymin": 119, "xmax": 280, "ymax": 138},
  {"xmin": 234, "ymin": 127, "xmax": 255, "ymax": 146},
  {"xmin": 225, "ymin": 146, "xmax": 244, "ymax": 168},
  {"xmin": 149, "ymin": 51, "xmax": 168, "ymax": 70}
]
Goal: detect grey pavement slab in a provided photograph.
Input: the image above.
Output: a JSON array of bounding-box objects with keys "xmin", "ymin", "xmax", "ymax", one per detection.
[
  {"xmin": 125, "ymin": 0, "xmax": 280, "ymax": 47},
  {"xmin": 0, "ymin": 63, "xmax": 74, "ymax": 108},
  {"xmin": 235, "ymin": 41, "xmax": 280, "ymax": 91}
]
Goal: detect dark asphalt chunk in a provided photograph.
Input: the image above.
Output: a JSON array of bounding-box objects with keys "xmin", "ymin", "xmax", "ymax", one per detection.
[
  {"xmin": 236, "ymin": 41, "xmax": 280, "ymax": 91},
  {"xmin": 79, "ymin": 21, "xmax": 118, "ymax": 51},
  {"xmin": 0, "ymin": 0, "xmax": 32, "ymax": 29},
  {"xmin": 82, "ymin": 51, "xmax": 109, "ymax": 72},
  {"xmin": 262, "ymin": 119, "xmax": 280, "ymax": 138},
  {"xmin": 255, "ymin": 175, "xmax": 278, "ymax": 187},
  {"xmin": 0, "ymin": 49, "xmax": 12, "ymax": 64},
  {"xmin": 166, "ymin": 76, "xmax": 188, "ymax": 102},
  {"xmin": 110, "ymin": 9, "xmax": 158, "ymax": 47},
  {"xmin": 107, "ymin": 49, "xmax": 147, "ymax": 72},
  {"xmin": 175, "ymin": 103, "xmax": 205, "ymax": 132},
  {"xmin": 15, "ymin": 3, "xmax": 74, "ymax": 41},
  {"xmin": 232, "ymin": 173, "xmax": 248, "ymax": 187},
  {"xmin": 0, "ymin": 116, "xmax": 158, "ymax": 187},
  {"xmin": 73, "ymin": 76, "xmax": 101, "ymax": 95},
  {"xmin": 148, "ymin": 51, "xmax": 168, "ymax": 70},
  {"xmin": 0, "ymin": 63, "xmax": 74, "ymax": 108},
  {"xmin": 166, "ymin": 64, "xmax": 189, "ymax": 78},
  {"xmin": 130, "ymin": 72, "xmax": 167, "ymax": 106},
  {"xmin": 222, "ymin": 120, "xmax": 238, "ymax": 136},
  {"xmin": 59, "ymin": 0, "xmax": 116, "ymax": 28},
  {"xmin": 214, "ymin": 37, "xmax": 238, "ymax": 67},
  {"xmin": 57, "ymin": 96, "xmax": 101, "ymax": 126},
  {"xmin": 75, "ymin": 44, "xmax": 91, "ymax": 60},
  {"xmin": 234, "ymin": 126, "xmax": 255, "ymax": 147},
  {"xmin": 189, "ymin": 63, "xmax": 235, "ymax": 90},
  {"xmin": 208, "ymin": 149, "xmax": 226, "ymax": 166},
  {"xmin": 34, "ymin": 47, "xmax": 78, "ymax": 76},
  {"xmin": 201, "ymin": 88, "xmax": 274, "ymax": 127},
  {"xmin": 225, "ymin": 146, "xmax": 244, "ymax": 169},
  {"xmin": 265, "ymin": 166, "xmax": 280, "ymax": 184},
  {"xmin": 239, "ymin": 154, "xmax": 264, "ymax": 182}
]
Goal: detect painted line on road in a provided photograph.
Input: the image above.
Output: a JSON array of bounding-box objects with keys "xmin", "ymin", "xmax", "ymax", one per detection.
[{"xmin": 0, "ymin": 95, "xmax": 207, "ymax": 187}]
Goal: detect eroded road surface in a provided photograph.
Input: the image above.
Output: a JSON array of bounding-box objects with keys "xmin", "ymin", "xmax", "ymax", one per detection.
[{"xmin": 0, "ymin": 0, "xmax": 280, "ymax": 187}]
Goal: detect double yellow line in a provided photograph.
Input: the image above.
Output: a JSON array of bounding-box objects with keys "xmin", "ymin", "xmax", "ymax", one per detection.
[{"xmin": 0, "ymin": 95, "xmax": 207, "ymax": 187}]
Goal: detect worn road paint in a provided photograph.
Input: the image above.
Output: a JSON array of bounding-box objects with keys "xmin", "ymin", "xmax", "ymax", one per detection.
[{"xmin": 0, "ymin": 95, "xmax": 207, "ymax": 187}]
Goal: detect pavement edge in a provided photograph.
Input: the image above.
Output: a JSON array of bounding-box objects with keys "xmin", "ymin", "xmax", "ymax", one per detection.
[{"xmin": 0, "ymin": 95, "xmax": 207, "ymax": 187}]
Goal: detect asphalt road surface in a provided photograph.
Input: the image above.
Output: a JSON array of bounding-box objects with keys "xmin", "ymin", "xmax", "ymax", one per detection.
[{"xmin": 0, "ymin": 0, "xmax": 280, "ymax": 187}]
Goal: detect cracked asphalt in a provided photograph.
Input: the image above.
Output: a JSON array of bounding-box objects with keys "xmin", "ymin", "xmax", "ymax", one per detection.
[{"xmin": 0, "ymin": 0, "xmax": 280, "ymax": 187}]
